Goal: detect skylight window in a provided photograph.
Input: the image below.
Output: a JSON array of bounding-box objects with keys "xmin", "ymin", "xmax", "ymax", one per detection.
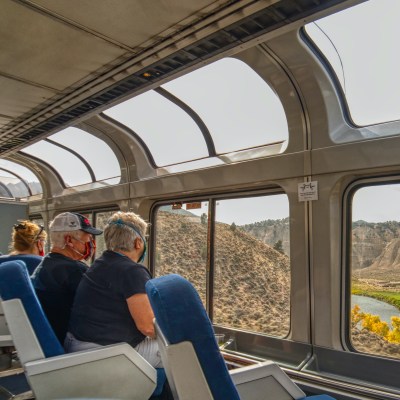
[
  {"xmin": 21, "ymin": 128, "xmax": 121, "ymax": 187},
  {"xmin": 104, "ymin": 57, "xmax": 288, "ymax": 169},
  {"xmin": 0, "ymin": 159, "xmax": 42, "ymax": 195},
  {"xmin": 104, "ymin": 91, "xmax": 208, "ymax": 166},
  {"xmin": 305, "ymin": 0, "xmax": 400, "ymax": 126},
  {"xmin": 163, "ymin": 58, "xmax": 288, "ymax": 154}
]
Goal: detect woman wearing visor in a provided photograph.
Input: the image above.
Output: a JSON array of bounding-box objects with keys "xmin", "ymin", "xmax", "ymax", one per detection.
[{"xmin": 65, "ymin": 211, "xmax": 161, "ymax": 368}]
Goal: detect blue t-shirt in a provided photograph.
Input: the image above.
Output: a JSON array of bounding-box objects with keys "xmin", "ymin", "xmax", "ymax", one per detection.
[
  {"xmin": 69, "ymin": 250, "xmax": 152, "ymax": 347},
  {"xmin": 32, "ymin": 252, "xmax": 88, "ymax": 343}
]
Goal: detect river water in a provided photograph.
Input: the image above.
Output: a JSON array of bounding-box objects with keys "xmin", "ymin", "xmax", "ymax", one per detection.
[{"xmin": 351, "ymin": 295, "xmax": 400, "ymax": 325}]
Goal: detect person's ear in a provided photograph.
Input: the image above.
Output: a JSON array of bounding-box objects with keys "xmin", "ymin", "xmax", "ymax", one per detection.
[
  {"xmin": 65, "ymin": 235, "xmax": 73, "ymax": 247},
  {"xmin": 134, "ymin": 237, "xmax": 141, "ymax": 250}
]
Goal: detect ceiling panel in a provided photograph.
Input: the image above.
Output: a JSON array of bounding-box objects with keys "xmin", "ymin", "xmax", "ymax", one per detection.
[
  {"xmin": 32, "ymin": 0, "xmax": 222, "ymax": 47},
  {"xmin": 0, "ymin": 76, "xmax": 55, "ymax": 119},
  {"xmin": 0, "ymin": 0, "xmax": 127, "ymax": 91}
]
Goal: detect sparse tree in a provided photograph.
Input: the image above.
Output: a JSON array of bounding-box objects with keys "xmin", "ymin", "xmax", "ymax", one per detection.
[
  {"xmin": 201, "ymin": 213, "xmax": 207, "ymax": 225},
  {"xmin": 230, "ymin": 222, "xmax": 237, "ymax": 232},
  {"xmin": 273, "ymin": 239, "xmax": 284, "ymax": 254}
]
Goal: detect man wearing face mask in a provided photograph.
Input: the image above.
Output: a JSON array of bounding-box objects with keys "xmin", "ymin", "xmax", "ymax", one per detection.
[
  {"xmin": 65, "ymin": 211, "xmax": 162, "ymax": 368},
  {"xmin": 32, "ymin": 212, "xmax": 102, "ymax": 344}
]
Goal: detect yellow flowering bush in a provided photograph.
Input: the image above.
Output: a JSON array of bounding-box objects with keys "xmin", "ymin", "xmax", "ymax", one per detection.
[
  {"xmin": 386, "ymin": 317, "xmax": 400, "ymax": 343},
  {"xmin": 351, "ymin": 305, "xmax": 400, "ymax": 344}
]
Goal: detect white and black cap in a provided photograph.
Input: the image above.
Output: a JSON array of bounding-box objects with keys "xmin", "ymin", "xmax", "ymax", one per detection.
[{"xmin": 50, "ymin": 212, "xmax": 103, "ymax": 235}]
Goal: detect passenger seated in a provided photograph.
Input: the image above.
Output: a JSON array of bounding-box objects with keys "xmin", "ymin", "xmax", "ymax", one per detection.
[
  {"xmin": 66, "ymin": 211, "xmax": 162, "ymax": 368},
  {"xmin": 0, "ymin": 220, "xmax": 47, "ymax": 274},
  {"xmin": 32, "ymin": 212, "xmax": 102, "ymax": 344}
]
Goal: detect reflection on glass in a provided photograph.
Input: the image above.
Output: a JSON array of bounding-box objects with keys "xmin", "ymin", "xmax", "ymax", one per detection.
[
  {"xmin": 213, "ymin": 195, "xmax": 290, "ymax": 337},
  {"xmin": 0, "ymin": 159, "xmax": 42, "ymax": 195},
  {"xmin": 305, "ymin": 0, "xmax": 400, "ymax": 126},
  {"xmin": 163, "ymin": 58, "xmax": 288, "ymax": 154},
  {"xmin": 153, "ymin": 203, "xmax": 208, "ymax": 304},
  {"xmin": 351, "ymin": 184, "xmax": 400, "ymax": 359},
  {"xmin": 94, "ymin": 210, "xmax": 117, "ymax": 258},
  {"xmin": 104, "ymin": 91, "xmax": 208, "ymax": 166}
]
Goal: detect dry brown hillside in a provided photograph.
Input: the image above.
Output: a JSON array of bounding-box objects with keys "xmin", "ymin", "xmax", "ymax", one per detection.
[{"xmin": 155, "ymin": 211, "xmax": 290, "ymax": 336}]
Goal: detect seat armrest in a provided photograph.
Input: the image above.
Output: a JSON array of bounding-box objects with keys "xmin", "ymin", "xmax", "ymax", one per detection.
[
  {"xmin": 25, "ymin": 342, "xmax": 154, "ymax": 376},
  {"xmin": 230, "ymin": 361, "xmax": 307, "ymax": 400},
  {"xmin": 25, "ymin": 343, "xmax": 157, "ymax": 400},
  {"xmin": 0, "ymin": 334, "xmax": 13, "ymax": 347}
]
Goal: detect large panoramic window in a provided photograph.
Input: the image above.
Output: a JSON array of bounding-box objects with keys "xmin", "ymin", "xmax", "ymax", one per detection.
[
  {"xmin": 21, "ymin": 128, "xmax": 120, "ymax": 187},
  {"xmin": 350, "ymin": 184, "xmax": 400, "ymax": 359},
  {"xmin": 153, "ymin": 202, "xmax": 209, "ymax": 304},
  {"xmin": 213, "ymin": 195, "xmax": 290, "ymax": 336},
  {"xmin": 153, "ymin": 193, "xmax": 290, "ymax": 337},
  {"xmin": 305, "ymin": 0, "xmax": 400, "ymax": 126},
  {"xmin": 104, "ymin": 57, "xmax": 288, "ymax": 168}
]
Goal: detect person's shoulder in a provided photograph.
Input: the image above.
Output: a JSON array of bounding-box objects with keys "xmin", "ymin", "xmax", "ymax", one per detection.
[
  {"xmin": 126, "ymin": 262, "xmax": 152, "ymax": 279},
  {"xmin": 44, "ymin": 253, "xmax": 87, "ymax": 270}
]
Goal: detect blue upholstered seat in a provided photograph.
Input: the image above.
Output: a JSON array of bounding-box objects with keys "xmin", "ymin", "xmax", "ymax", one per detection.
[
  {"xmin": 0, "ymin": 254, "xmax": 42, "ymax": 275},
  {"xmin": 146, "ymin": 274, "xmax": 336, "ymax": 400},
  {"xmin": 0, "ymin": 259, "xmax": 64, "ymax": 356}
]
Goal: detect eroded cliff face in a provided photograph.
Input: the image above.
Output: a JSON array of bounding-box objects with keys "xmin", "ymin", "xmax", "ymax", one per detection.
[
  {"xmin": 241, "ymin": 218, "xmax": 290, "ymax": 256},
  {"xmin": 351, "ymin": 221, "xmax": 400, "ymax": 270}
]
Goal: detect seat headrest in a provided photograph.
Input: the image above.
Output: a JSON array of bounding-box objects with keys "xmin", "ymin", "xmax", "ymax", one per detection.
[{"xmin": 0, "ymin": 254, "xmax": 42, "ymax": 274}]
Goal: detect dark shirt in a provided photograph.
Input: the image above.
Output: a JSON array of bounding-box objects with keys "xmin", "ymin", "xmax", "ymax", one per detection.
[
  {"xmin": 69, "ymin": 250, "xmax": 152, "ymax": 348},
  {"xmin": 32, "ymin": 252, "xmax": 88, "ymax": 344}
]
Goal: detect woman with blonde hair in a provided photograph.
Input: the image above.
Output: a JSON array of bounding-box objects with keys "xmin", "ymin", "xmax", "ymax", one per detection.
[{"xmin": 0, "ymin": 220, "xmax": 47, "ymax": 274}]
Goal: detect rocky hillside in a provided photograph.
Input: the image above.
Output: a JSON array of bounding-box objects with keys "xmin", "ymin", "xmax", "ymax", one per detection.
[
  {"xmin": 154, "ymin": 210, "xmax": 399, "ymax": 358},
  {"xmin": 240, "ymin": 218, "xmax": 290, "ymax": 256},
  {"xmin": 242, "ymin": 219, "xmax": 400, "ymax": 271},
  {"xmin": 155, "ymin": 211, "xmax": 290, "ymax": 336},
  {"xmin": 351, "ymin": 220, "xmax": 400, "ymax": 270}
]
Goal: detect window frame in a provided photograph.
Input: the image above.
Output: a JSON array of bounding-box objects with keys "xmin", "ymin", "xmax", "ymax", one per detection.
[
  {"xmin": 343, "ymin": 175, "xmax": 400, "ymax": 359},
  {"xmin": 150, "ymin": 187, "xmax": 291, "ymax": 337}
]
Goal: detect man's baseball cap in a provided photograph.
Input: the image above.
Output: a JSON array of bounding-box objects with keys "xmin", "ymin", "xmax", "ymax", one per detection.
[{"xmin": 50, "ymin": 212, "xmax": 103, "ymax": 235}]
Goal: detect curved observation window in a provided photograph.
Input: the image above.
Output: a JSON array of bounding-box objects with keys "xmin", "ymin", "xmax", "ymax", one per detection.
[
  {"xmin": 104, "ymin": 90, "xmax": 208, "ymax": 166},
  {"xmin": 305, "ymin": 0, "xmax": 400, "ymax": 126},
  {"xmin": 21, "ymin": 128, "xmax": 121, "ymax": 187},
  {"xmin": 163, "ymin": 58, "xmax": 288, "ymax": 154},
  {"xmin": 0, "ymin": 170, "xmax": 19, "ymax": 198},
  {"xmin": 0, "ymin": 159, "xmax": 42, "ymax": 196},
  {"xmin": 104, "ymin": 57, "xmax": 288, "ymax": 169},
  {"xmin": 49, "ymin": 128, "xmax": 120, "ymax": 184}
]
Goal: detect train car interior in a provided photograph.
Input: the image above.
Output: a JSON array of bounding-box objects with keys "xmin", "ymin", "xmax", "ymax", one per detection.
[{"xmin": 1, "ymin": 0, "xmax": 399, "ymax": 399}]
